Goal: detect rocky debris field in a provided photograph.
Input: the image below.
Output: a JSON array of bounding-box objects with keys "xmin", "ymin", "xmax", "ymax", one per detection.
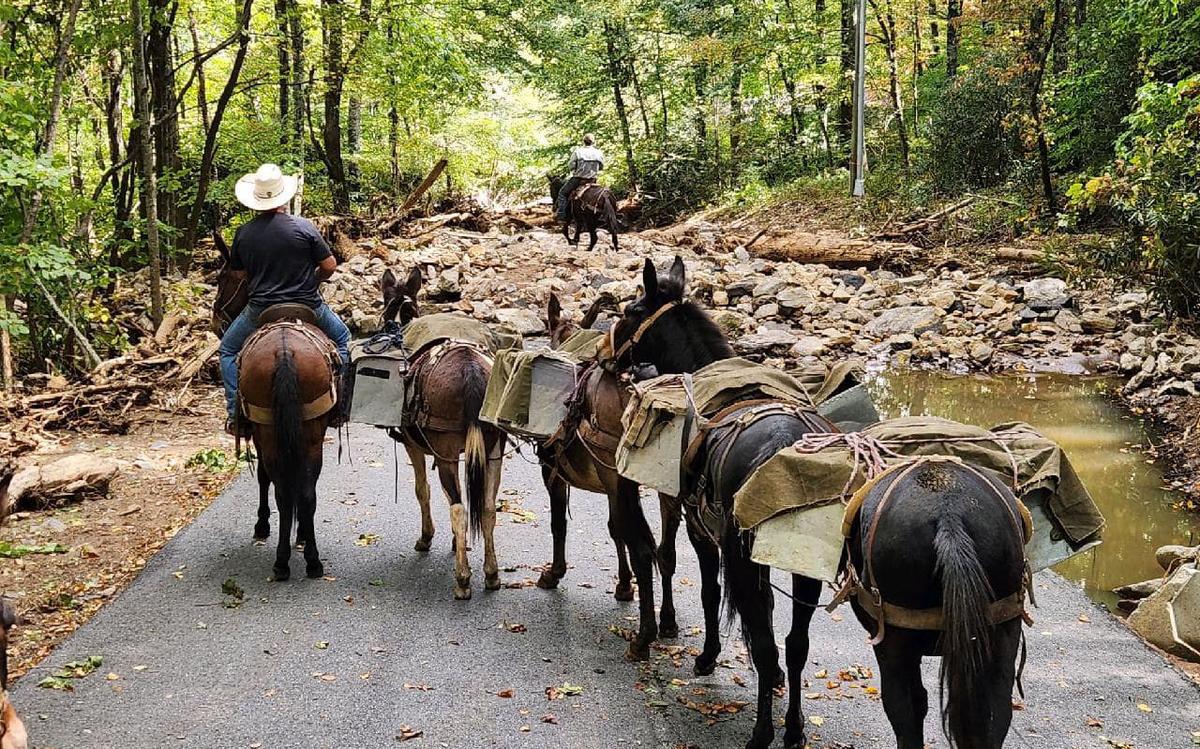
[{"xmin": 309, "ymin": 216, "xmax": 1200, "ymax": 499}]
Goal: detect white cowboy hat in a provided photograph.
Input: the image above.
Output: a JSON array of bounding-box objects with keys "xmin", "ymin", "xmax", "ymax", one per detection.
[{"xmin": 235, "ymin": 163, "xmax": 298, "ymax": 211}]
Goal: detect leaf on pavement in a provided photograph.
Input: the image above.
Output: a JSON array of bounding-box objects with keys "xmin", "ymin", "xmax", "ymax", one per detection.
[
  {"xmin": 504, "ymin": 621, "xmax": 527, "ymax": 633},
  {"xmin": 540, "ymin": 714, "xmax": 558, "ymax": 724},
  {"xmin": 497, "ymin": 689, "xmax": 515, "ymax": 698},
  {"xmin": 1137, "ymin": 702, "xmax": 1153, "ymax": 713},
  {"xmin": 355, "ymin": 533, "xmax": 381, "ymax": 547},
  {"xmin": 396, "ymin": 725, "xmax": 423, "ymax": 742},
  {"xmin": 403, "ymin": 683, "xmax": 433, "ymax": 692},
  {"xmin": 809, "ymin": 715, "xmax": 825, "ymax": 727}
]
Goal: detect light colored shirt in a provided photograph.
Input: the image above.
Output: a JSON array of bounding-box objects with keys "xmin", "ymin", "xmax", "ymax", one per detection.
[{"xmin": 568, "ymin": 146, "xmax": 605, "ymax": 179}]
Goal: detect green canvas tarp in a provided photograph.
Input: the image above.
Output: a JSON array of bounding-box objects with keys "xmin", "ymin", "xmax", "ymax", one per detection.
[
  {"xmin": 479, "ymin": 328, "xmax": 605, "ymax": 438},
  {"xmin": 620, "ymin": 358, "xmax": 859, "ymax": 451},
  {"xmin": 403, "ymin": 312, "xmax": 522, "ymax": 356},
  {"xmin": 733, "ymin": 415, "xmax": 1105, "ymax": 546}
]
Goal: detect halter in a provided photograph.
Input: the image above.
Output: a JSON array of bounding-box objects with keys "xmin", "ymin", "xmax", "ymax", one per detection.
[{"xmin": 609, "ymin": 301, "xmax": 679, "ymax": 363}]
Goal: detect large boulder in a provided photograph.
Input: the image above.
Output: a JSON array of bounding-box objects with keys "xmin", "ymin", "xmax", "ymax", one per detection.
[
  {"xmin": 1021, "ymin": 278, "xmax": 1071, "ymax": 311},
  {"xmin": 862, "ymin": 306, "xmax": 941, "ymax": 339},
  {"xmin": 734, "ymin": 329, "xmax": 797, "ymax": 356},
  {"xmin": 1127, "ymin": 564, "xmax": 1200, "ymax": 662},
  {"xmin": 5, "ymin": 454, "xmax": 122, "ymax": 512},
  {"xmin": 493, "ymin": 308, "xmax": 545, "ymax": 336}
]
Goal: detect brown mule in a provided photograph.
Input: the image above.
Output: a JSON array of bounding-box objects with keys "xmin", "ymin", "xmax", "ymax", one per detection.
[
  {"xmin": 238, "ymin": 320, "xmax": 339, "ymax": 581},
  {"xmin": 380, "ymin": 267, "xmax": 506, "ymax": 600},
  {"xmin": 1, "ymin": 601, "xmax": 28, "ymax": 749},
  {"xmin": 536, "ymin": 293, "xmax": 683, "ymax": 658}
]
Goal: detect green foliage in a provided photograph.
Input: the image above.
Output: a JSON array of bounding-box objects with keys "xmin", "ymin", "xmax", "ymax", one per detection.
[
  {"xmin": 927, "ymin": 52, "xmax": 1024, "ymax": 193},
  {"xmin": 186, "ymin": 448, "xmax": 236, "ymax": 472},
  {"xmin": 1075, "ymin": 75, "xmax": 1200, "ymax": 316}
]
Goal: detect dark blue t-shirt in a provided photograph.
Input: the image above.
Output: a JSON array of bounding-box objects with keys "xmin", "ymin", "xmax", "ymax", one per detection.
[{"xmin": 231, "ymin": 212, "xmax": 331, "ymax": 308}]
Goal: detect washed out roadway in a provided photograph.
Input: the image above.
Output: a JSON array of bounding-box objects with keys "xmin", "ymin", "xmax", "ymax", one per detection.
[{"xmin": 12, "ymin": 426, "xmax": 1200, "ymax": 748}]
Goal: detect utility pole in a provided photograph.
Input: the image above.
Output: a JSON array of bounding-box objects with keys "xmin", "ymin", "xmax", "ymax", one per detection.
[{"xmin": 850, "ymin": 0, "xmax": 868, "ymax": 197}]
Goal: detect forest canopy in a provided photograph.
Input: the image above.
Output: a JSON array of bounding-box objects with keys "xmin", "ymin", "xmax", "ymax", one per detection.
[{"xmin": 1, "ymin": 0, "xmax": 1199, "ymax": 382}]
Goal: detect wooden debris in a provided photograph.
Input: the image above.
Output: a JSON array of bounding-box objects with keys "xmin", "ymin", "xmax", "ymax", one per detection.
[
  {"xmin": 5, "ymin": 454, "xmax": 121, "ymax": 512},
  {"xmin": 399, "ymin": 158, "xmax": 449, "ymax": 214},
  {"xmin": 871, "ymin": 197, "xmax": 976, "ymax": 243}
]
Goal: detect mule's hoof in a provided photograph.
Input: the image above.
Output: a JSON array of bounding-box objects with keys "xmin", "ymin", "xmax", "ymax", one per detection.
[
  {"xmin": 253, "ymin": 524, "xmax": 270, "ymax": 541},
  {"xmin": 272, "ymin": 566, "xmax": 290, "ymax": 582},
  {"xmin": 536, "ymin": 571, "xmax": 562, "ymax": 590},
  {"xmin": 625, "ymin": 641, "xmax": 652, "ymax": 662},
  {"xmin": 783, "ymin": 728, "xmax": 807, "ymax": 749},
  {"xmin": 658, "ymin": 620, "xmax": 679, "ymax": 639},
  {"xmin": 693, "ymin": 653, "xmax": 718, "ymax": 676},
  {"xmin": 745, "ymin": 732, "xmax": 775, "ymax": 749},
  {"xmin": 614, "ymin": 582, "xmax": 635, "ymax": 602},
  {"xmin": 306, "ymin": 561, "xmax": 325, "ymax": 579},
  {"xmin": 485, "ymin": 573, "xmax": 501, "ymax": 591},
  {"xmin": 414, "ymin": 537, "xmax": 432, "ymax": 553},
  {"xmin": 773, "ymin": 669, "xmax": 786, "ymax": 690},
  {"xmin": 454, "ymin": 585, "xmax": 472, "ymax": 601}
]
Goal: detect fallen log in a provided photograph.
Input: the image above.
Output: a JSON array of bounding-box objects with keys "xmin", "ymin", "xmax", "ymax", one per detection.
[
  {"xmin": 749, "ymin": 231, "xmax": 899, "ymax": 268},
  {"xmin": 5, "ymin": 454, "xmax": 121, "ymax": 511},
  {"xmin": 178, "ymin": 338, "xmax": 220, "ymax": 381}
]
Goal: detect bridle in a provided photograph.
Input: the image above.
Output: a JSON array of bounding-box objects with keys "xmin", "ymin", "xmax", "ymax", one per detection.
[
  {"xmin": 382, "ymin": 294, "xmax": 419, "ymax": 326},
  {"xmin": 609, "ymin": 300, "xmax": 679, "ymax": 363}
]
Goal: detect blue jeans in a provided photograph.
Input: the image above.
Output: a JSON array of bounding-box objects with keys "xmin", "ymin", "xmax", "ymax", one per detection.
[
  {"xmin": 557, "ymin": 177, "xmax": 585, "ymax": 221},
  {"xmin": 219, "ymin": 302, "xmax": 351, "ymax": 421}
]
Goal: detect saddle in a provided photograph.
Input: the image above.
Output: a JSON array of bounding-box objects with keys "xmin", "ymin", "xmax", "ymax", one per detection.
[
  {"xmin": 406, "ymin": 339, "xmax": 494, "ymax": 433},
  {"xmin": 236, "ymin": 319, "xmax": 341, "ymax": 426},
  {"xmin": 257, "ymin": 303, "xmax": 317, "ymax": 326}
]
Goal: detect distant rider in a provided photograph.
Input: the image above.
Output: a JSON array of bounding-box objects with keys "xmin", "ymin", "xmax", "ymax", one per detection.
[
  {"xmin": 557, "ymin": 134, "xmax": 605, "ymax": 222},
  {"xmin": 218, "ymin": 163, "xmax": 351, "ymax": 436}
]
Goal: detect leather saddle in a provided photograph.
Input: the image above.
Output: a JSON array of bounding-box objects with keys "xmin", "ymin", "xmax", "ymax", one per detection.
[{"xmin": 258, "ymin": 303, "xmax": 318, "ymax": 326}]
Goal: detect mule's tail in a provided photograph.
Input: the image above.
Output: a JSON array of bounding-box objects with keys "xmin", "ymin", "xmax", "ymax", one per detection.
[
  {"xmin": 934, "ymin": 512, "xmax": 994, "ymax": 744},
  {"xmin": 272, "ymin": 342, "xmax": 306, "ymax": 502},
  {"xmin": 604, "ymin": 192, "xmax": 621, "ymax": 248},
  {"xmin": 462, "ymin": 354, "xmax": 490, "ymax": 541}
]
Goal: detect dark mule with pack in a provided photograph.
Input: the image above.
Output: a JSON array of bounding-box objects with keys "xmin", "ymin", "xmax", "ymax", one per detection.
[
  {"xmin": 844, "ymin": 457, "xmax": 1031, "ymax": 749},
  {"xmin": 611, "ymin": 256, "xmax": 837, "ymax": 749},
  {"xmin": 379, "ymin": 267, "xmax": 506, "ymax": 600},
  {"xmin": 1, "ymin": 600, "xmax": 28, "ymax": 749},
  {"xmin": 536, "ymin": 294, "xmax": 682, "ymax": 654},
  {"xmin": 547, "ymin": 175, "xmax": 621, "ymax": 251}
]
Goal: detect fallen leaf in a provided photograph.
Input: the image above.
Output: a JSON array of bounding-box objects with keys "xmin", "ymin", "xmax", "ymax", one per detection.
[
  {"xmin": 404, "ymin": 683, "xmax": 433, "ymax": 692},
  {"xmin": 519, "ymin": 725, "xmax": 531, "ymax": 733},
  {"xmin": 396, "ymin": 725, "xmax": 423, "ymax": 742},
  {"xmin": 1078, "ymin": 613, "xmax": 1092, "ymax": 623},
  {"xmin": 809, "ymin": 716, "xmax": 825, "ymax": 727},
  {"xmin": 1137, "ymin": 702, "xmax": 1152, "ymax": 713},
  {"xmin": 1086, "ymin": 717, "xmax": 1104, "ymax": 728},
  {"xmin": 540, "ymin": 714, "xmax": 558, "ymax": 725},
  {"xmin": 497, "ymin": 689, "xmax": 515, "ymax": 698},
  {"xmin": 355, "ymin": 533, "xmax": 381, "ymax": 547},
  {"xmin": 504, "ymin": 621, "xmax": 527, "ymax": 634},
  {"xmin": 314, "ymin": 641, "xmax": 330, "ymax": 650}
]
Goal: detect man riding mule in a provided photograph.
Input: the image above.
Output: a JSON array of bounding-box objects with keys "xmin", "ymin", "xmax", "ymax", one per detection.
[
  {"xmin": 216, "ymin": 163, "xmax": 351, "ymax": 437},
  {"xmin": 550, "ymin": 135, "xmax": 622, "ymax": 251},
  {"xmin": 556, "ymin": 134, "xmax": 604, "ymax": 223},
  {"xmin": 210, "ymin": 163, "xmax": 350, "ymax": 581}
]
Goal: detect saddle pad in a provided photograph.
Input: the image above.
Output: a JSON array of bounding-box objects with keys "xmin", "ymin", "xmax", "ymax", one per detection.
[{"xmin": 402, "ymin": 312, "xmax": 522, "ymax": 357}]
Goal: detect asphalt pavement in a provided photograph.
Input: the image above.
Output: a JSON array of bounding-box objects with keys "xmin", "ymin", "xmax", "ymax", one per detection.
[{"xmin": 12, "ymin": 425, "xmax": 1200, "ymax": 748}]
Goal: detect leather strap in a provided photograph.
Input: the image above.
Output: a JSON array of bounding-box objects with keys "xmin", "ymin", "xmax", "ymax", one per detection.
[
  {"xmin": 242, "ymin": 389, "xmax": 336, "ymax": 425},
  {"xmin": 408, "ymin": 340, "xmax": 493, "ymax": 434},
  {"xmin": 854, "ymin": 586, "xmax": 1027, "ymax": 632},
  {"xmin": 611, "ymin": 301, "xmax": 680, "ymax": 362}
]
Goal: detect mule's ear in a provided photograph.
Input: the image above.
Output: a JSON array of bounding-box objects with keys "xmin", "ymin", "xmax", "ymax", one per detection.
[
  {"xmin": 380, "ymin": 268, "xmax": 398, "ymax": 293},
  {"xmin": 547, "ymin": 293, "xmax": 562, "ymax": 329},
  {"xmin": 213, "ymin": 231, "xmax": 231, "ymax": 263},
  {"xmin": 405, "ymin": 266, "xmax": 423, "ymax": 296},
  {"xmin": 642, "ymin": 258, "xmax": 658, "ymax": 300},
  {"xmin": 667, "ymin": 255, "xmax": 686, "ymax": 300}
]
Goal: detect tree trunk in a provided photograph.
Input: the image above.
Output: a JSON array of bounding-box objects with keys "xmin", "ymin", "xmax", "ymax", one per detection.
[
  {"xmin": 275, "ymin": 0, "xmax": 291, "ymax": 149},
  {"xmin": 181, "ymin": 0, "xmax": 254, "ymax": 251},
  {"xmin": 387, "ymin": 19, "xmax": 400, "ymax": 195},
  {"xmin": 13, "ymin": 0, "xmax": 99, "ymax": 375},
  {"xmin": 729, "ymin": 51, "xmax": 744, "ymax": 185},
  {"xmin": 1028, "ymin": 0, "xmax": 1063, "ymax": 215},
  {"xmin": 838, "ymin": 0, "xmax": 854, "ymax": 150},
  {"xmin": 603, "ymin": 20, "xmax": 639, "ymax": 186},
  {"xmin": 287, "ymin": 0, "xmax": 305, "ymax": 153},
  {"xmin": 132, "ymin": 0, "xmax": 164, "ymax": 326},
  {"xmin": 147, "ymin": 0, "xmax": 180, "ymax": 271},
  {"xmin": 872, "ymin": 0, "xmax": 910, "ymax": 168},
  {"xmin": 188, "ymin": 12, "xmax": 210, "ymax": 135},
  {"xmin": 813, "ymin": 0, "xmax": 833, "ymax": 165},
  {"xmin": 946, "ymin": 0, "xmax": 961, "ymax": 77},
  {"xmin": 928, "ymin": 0, "xmax": 940, "ymax": 57},
  {"xmin": 629, "ymin": 55, "xmax": 653, "ymax": 140}
]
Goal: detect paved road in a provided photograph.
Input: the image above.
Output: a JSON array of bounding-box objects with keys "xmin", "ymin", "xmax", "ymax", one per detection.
[{"xmin": 12, "ymin": 426, "xmax": 1200, "ymax": 748}]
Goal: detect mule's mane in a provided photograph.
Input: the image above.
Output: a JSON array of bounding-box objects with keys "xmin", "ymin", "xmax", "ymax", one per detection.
[{"xmin": 672, "ymin": 299, "xmax": 733, "ymax": 359}]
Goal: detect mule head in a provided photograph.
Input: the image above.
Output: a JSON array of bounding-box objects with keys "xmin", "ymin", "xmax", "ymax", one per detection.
[
  {"xmin": 548, "ymin": 292, "xmax": 615, "ymax": 349},
  {"xmin": 547, "ymin": 173, "xmax": 564, "ymax": 205},
  {"xmin": 381, "ymin": 266, "xmax": 423, "ymax": 325},
  {"xmin": 211, "ymin": 229, "xmax": 248, "ymax": 336},
  {"xmin": 611, "ymin": 256, "xmax": 686, "ymax": 359}
]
